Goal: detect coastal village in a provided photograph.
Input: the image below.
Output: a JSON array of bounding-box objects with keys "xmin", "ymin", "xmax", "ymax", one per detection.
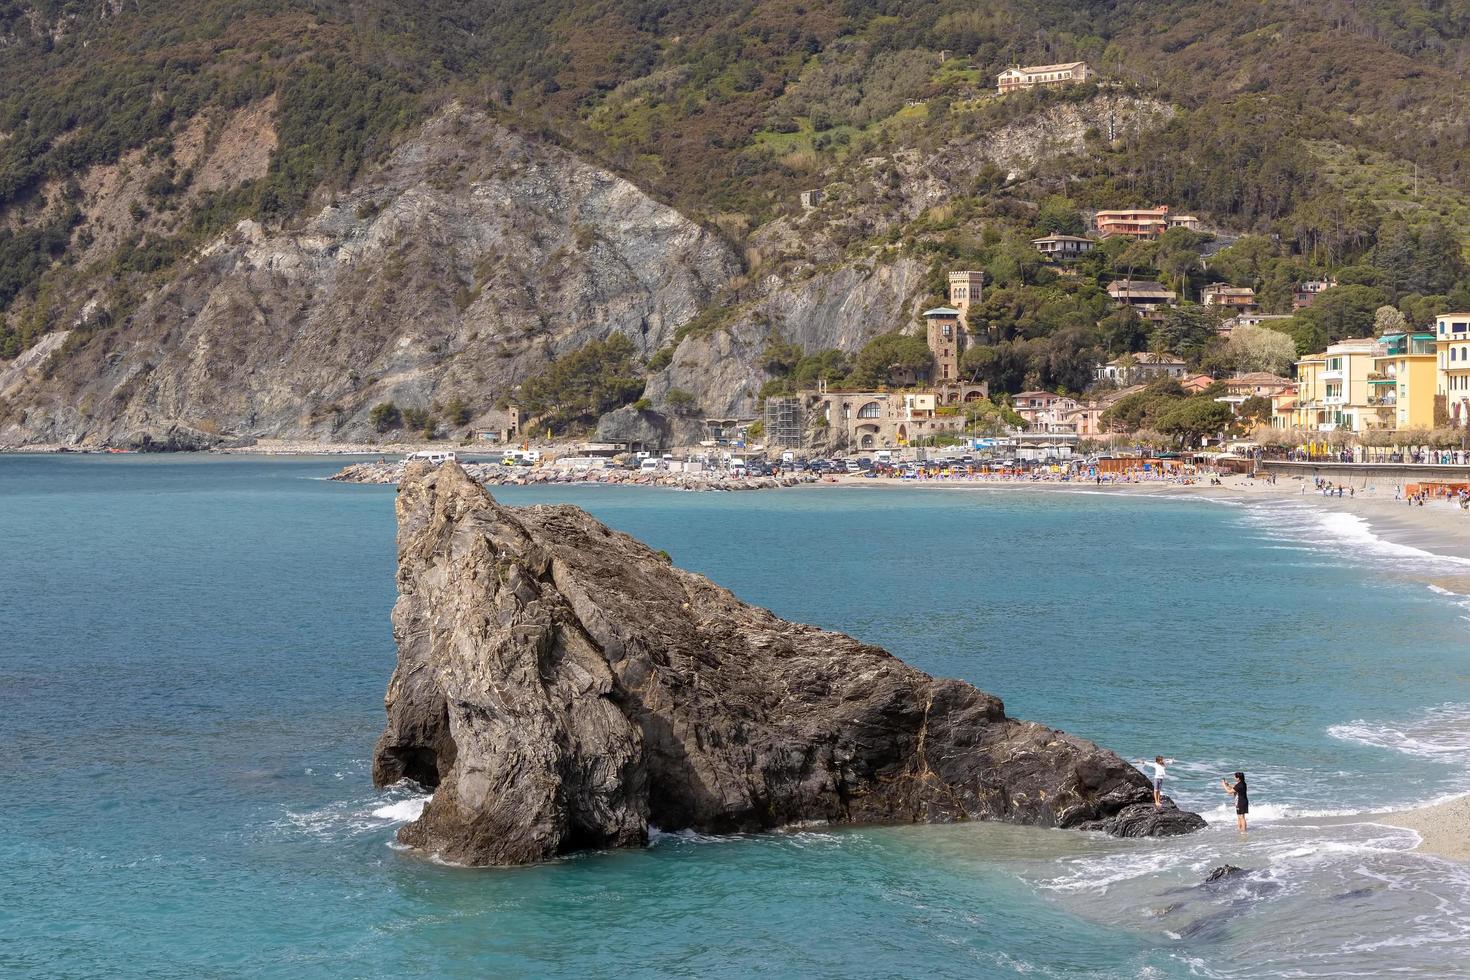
[{"xmin": 421, "ymin": 63, "xmax": 1470, "ymax": 489}]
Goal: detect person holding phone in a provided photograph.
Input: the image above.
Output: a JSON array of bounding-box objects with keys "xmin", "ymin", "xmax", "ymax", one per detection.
[{"xmin": 1221, "ymin": 771, "xmax": 1249, "ymax": 832}]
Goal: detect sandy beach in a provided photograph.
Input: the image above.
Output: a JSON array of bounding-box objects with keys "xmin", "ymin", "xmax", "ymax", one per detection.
[
  {"xmin": 1376, "ymin": 795, "xmax": 1470, "ymax": 861},
  {"xmin": 825, "ymin": 469, "xmax": 1470, "ymax": 563}
]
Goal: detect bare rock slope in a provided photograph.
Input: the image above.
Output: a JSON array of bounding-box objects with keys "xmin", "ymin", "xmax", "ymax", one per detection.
[
  {"xmin": 373, "ymin": 462, "xmax": 1204, "ymax": 866},
  {"xmin": 2, "ymin": 104, "xmax": 737, "ymax": 447}
]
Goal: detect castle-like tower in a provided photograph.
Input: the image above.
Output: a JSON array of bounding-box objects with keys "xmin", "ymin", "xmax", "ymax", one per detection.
[
  {"xmin": 923, "ymin": 307, "xmax": 964, "ymax": 383},
  {"xmin": 948, "ymin": 270, "xmax": 985, "ymax": 329}
]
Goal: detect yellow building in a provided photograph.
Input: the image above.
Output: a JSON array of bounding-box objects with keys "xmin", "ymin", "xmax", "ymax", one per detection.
[
  {"xmin": 1322, "ymin": 338, "xmax": 1383, "ymax": 432},
  {"xmin": 1278, "ymin": 339, "xmax": 1385, "ymax": 432},
  {"xmin": 1436, "ymin": 313, "xmax": 1470, "ymax": 426},
  {"xmin": 1372, "ymin": 332, "xmax": 1437, "ymax": 430},
  {"xmin": 1277, "ymin": 352, "xmax": 1326, "ymax": 429}
]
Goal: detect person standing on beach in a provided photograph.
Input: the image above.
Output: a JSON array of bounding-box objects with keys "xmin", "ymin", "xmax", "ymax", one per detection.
[
  {"xmin": 1221, "ymin": 772, "xmax": 1249, "ymax": 831},
  {"xmin": 1135, "ymin": 755, "xmax": 1175, "ymax": 809}
]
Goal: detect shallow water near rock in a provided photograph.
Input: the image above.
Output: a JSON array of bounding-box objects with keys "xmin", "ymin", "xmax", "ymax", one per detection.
[{"xmin": 3, "ymin": 455, "xmax": 1470, "ymax": 977}]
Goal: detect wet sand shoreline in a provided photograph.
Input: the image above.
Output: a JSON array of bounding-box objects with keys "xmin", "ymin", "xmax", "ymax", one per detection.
[{"xmin": 1375, "ymin": 795, "xmax": 1470, "ymax": 861}]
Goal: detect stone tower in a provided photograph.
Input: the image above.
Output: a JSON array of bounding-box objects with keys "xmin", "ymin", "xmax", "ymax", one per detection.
[
  {"xmin": 923, "ymin": 307, "xmax": 964, "ymax": 383},
  {"xmin": 948, "ymin": 270, "xmax": 985, "ymax": 329}
]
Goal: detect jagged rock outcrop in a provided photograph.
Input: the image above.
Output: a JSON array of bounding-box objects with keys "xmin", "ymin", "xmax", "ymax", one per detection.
[{"xmin": 372, "ymin": 462, "xmax": 1204, "ymax": 866}]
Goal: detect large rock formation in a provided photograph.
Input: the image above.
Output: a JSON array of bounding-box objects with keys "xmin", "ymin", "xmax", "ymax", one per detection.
[{"xmin": 372, "ymin": 462, "xmax": 1204, "ymax": 865}]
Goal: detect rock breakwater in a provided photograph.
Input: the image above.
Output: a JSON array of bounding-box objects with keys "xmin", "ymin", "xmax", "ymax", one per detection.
[
  {"xmin": 371, "ymin": 462, "xmax": 1204, "ymax": 866},
  {"xmin": 331, "ymin": 460, "xmax": 819, "ymax": 491}
]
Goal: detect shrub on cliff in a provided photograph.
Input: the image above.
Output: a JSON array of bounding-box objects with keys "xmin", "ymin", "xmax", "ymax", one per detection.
[
  {"xmin": 370, "ymin": 402, "xmax": 402, "ymax": 433},
  {"xmin": 519, "ymin": 334, "xmax": 645, "ymax": 434}
]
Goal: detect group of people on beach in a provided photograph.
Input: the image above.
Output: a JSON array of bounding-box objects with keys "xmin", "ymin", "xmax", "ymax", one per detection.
[
  {"xmin": 1310, "ymin": 478, "xmax": 1354, "ymax": 498},
  {"xmin": 1136, "ymin": 756, "xmax": 1250, "ymax": 832}
]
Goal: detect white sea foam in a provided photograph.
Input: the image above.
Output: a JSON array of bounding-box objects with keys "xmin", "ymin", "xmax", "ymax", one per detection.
[
  {"xmin": 372, "ymin": 796, "xmax": 429, "ymax": 822},
  {"xmin": 1329, "ymin": 703, "xmax": 1470, "ymax": 767},
  {"xmin": 276, "ymin": 782, "xmax": 432, "ymax": 839},
  {"xmin": 1241, "ymin": 500, "xmax": 1470, "ymax": 571}
]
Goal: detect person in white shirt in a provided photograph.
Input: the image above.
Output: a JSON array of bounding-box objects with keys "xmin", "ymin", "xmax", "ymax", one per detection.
[{"xmin": 1134, "ymin": 755, "xmax": 1175, "ymax": 809}]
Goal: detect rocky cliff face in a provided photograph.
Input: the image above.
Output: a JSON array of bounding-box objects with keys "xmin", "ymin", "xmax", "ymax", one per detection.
[
  {"xmin": 0, "ymin": 104, "xmax": 738, "ymax": 446},
  {"xmin": 372, "ymin": 462, "xmax": 1203, "ymax": 866},
  {"xmin": 642, "ymin": 257, "xmax": 929, "ymax": 422}
]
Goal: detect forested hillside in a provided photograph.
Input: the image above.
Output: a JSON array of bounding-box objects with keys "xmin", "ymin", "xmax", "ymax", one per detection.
[{"xmin": 4, "ymin": 0, "xmax": 1470, "ymax": 444}]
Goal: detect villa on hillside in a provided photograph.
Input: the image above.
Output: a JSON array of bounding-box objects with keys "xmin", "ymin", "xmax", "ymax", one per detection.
[
  {"xmin": 1031, "ymin": 234, "xmax": 1096, "ymax": 259},
  {"xmin": 1293, "ymin": 279, "xmax": 1337, "ymax": 310},
  {"xmin": 996, "ymin": 62, "xmax": 1091, "ymax": 94},
  {"xmin": 1093, "ymin": 206, "xmax": 1202, "ymax": 240},
  {"xmin": 1107, "ymin": 279, "xmax": 1177, "ymax": 311},
  {"xmin": 1095, "ymin": 207, "xmax": 1170, "ymax": 240},
  {"xmin": 1095, "ymin": 352, "xmax": 1189, "ymax": 385},
  {"xmin": 1200, "ymin": 284, "xmax": 1258, "ymax": 311},
  {"xmin": 1043, "ymin": 386, "xmax": 1145, "ymax": 436},
  {"xmin": 1223, "ymin": 373, "xmax": 1294, "ymax": 399},
  {"xmin": 1180, "ymin": 373, "xmax": 1215, "ymax": 394}
]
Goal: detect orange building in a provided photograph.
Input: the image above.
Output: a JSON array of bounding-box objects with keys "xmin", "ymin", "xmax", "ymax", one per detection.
[{"xmin": 1095, "ymin": 206, "xmax": 1171, "ymax": 240}]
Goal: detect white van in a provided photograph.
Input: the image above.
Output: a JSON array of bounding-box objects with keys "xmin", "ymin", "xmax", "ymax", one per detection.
[
  {"xmin": 405, "ymin": 450, "xmax": 456, "ymax": 465},
  {"xmin": 639, "ymin": 458, "xmax": 662, "ymax": 473}
]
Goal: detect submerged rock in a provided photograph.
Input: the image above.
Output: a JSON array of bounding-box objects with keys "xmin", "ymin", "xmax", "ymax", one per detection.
[
  {"xmin": 1204, "ymin": 864, "xmax": 1248, "ymax": 885},
  {"xmin": 372, "ymin": 462, "xmax": 1205, "ymax": 866},
  {"xmin": 1077, "ymin": 801, "xmax": 1204, "ymax": 838}
]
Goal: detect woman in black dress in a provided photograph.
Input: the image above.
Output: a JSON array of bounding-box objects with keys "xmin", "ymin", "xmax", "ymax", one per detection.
[{"xmin": 1221, "ymin": 771, "xmax": 1249, "ymax": 832}]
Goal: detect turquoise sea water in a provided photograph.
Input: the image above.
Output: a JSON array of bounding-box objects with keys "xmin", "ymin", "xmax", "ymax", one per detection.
[{"xmin": 3, "ymin": 455, "xmax": 1470, "ymax": 977}]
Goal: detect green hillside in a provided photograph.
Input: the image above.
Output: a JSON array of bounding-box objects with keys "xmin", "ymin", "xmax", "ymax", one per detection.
[{"xmin": 5, "ymin": 0, "xmax": 1470, "ymax": 404}]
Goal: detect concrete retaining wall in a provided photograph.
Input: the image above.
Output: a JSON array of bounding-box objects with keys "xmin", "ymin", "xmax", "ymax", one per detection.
[{"xmin": 1260, "ymin": 460, "xmax": 1470, "ymax": 485}]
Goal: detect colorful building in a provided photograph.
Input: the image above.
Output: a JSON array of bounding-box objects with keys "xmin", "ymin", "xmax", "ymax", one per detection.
[
  {"xmin": 1277, "ymin": 352, "xmax": 1325, "ymax": 430},
  {"xmin": 1436, "ymin": 313, "xmax": 1470, "ymax": 426},
  {"xmin": 1095, "ymin": 207, "xmax": 1170, "ymax": 240},
  {"xmin": 1278, "ymin": 339, "xmax": 1385, "ymax": 432},
  {"xmin": 1374, "ymin": 332, "xmax": 1437, "ymax": 430}
]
